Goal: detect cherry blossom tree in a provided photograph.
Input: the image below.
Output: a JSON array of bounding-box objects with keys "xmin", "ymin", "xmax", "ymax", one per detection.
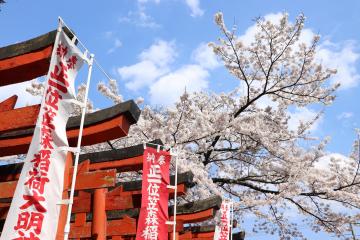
[
  {"xmin": 101, "ymin": 13, "xmax": 360, "ymax": 239},
  {"xmin": 23, "ymin": 12, "xmax": 360, "ymax": 239},
  {"xmin": 0, "ymin": 0, "xmax": 5, "ymax": 11}
]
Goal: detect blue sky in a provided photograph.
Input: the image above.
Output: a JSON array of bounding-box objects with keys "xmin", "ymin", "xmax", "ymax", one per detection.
[{"xmin": 1, "ymin": 1, "xmax": 360, "ymax": 239}]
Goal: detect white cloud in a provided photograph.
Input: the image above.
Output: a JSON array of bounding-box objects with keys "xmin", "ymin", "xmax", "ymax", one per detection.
[
  {"xmin": 117, "ymin": 40, "xmax": 176, "ymax": 91},
  {"xmin": 146, "ymin": 41, "xmax": 222, "ymax": 105},
  {"xmin": 104, "ymin": 31, "xmax": 115, "ymax": 39},
  {"xmin": 191, "ymin": 42, "xmax": 221, "ymax": 70},
  {"xmin": 119, "ymin": 4, "xmax": 160, "ymax": 28},
  {"xmin": 239, "ymin": 12, "xmax": 314, "ymax": 48},
  {"xmin": 253, "ymin": 95, "xmax": 322, "ymax": 132},
  {"xmin": 253, "ymin": 94, "xmax": 322, "ymax": 133},
  {"xmin": 140, "ymin": 40, "xmax": 177, "ymax": 66},
  {"xmin": 117, "ymin": 41, "xmax": 218, "ymax": 105},
  {"xmin": 315, "ymin": 153, "xmax": 353, "ymax": 171},
  {"xmin": 298, "ymin": 28, "xmax": 316, "ymax": 46},
  {"xmin": 239, "ymin": 13, "xmax": 283, "ymax": 45},
  {"xmin": 184, "ymin": 0, "xmax": 204, "ymax": 17},
  {"xmin": 121, "ymin": 0, "xmax": 203, "ymax": 23},
  {"xmin": 0, "ymin": 80, "xmax": 41, "ymax": 108},
  {"xmin": 237, "ymin": 12, "xmax": 360, "ymax": 91},
  {"xmin": 256, "ymin": 95, "xmax": 279, "ymax": 110},
  {"xmin": 337, "ymin": 112, "xmax": 354, "ymax": 120},
  {"xmin": 149, "ymin": 65, "xmax": 208, "ymax": 105},
  {"xmin": 316, "ymin": 41, "xmax": 360, "ymax": 90},
  {"xmin": 118, "ymin": 60, "xmax": 168, "ymax": 91},
  {"xmin": 137, "ymin": 0, "xmax": 160, "ymax": 3},
  {"xmin": 239, "ymin": 12, "xmax": 313, "ymax": 47},
  {"xmin": 107, "ymin": 38, "xmax": 122, "ymax": 54},
  {"xmin": 288, "ymin": 107, "xmax": 322, "ymax": 132}
]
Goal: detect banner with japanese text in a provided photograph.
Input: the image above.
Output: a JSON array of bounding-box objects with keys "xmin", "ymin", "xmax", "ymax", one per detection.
[
  {"xmin": 0, "ymin": 29, "xmax": 85, "ymax": 240},
  {"xmin": 136, "ymin": 147, "xmax": 171, "ymax": 240},
  {"xmin": 214, "ymin": 201, "xmax": 232, "ymax": 240}
]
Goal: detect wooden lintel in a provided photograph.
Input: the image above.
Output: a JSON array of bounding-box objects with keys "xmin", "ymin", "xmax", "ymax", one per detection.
[
  {"xmin": 168, "ymin": 220, "xmax": 184, "ymax": 232},
  {"xmin": 0, "ymin": 169, "xmax": 116, "ymax": 199},
  {"xmin": 0, "ymin": 140, "xmax": 155, "ymax": 179},
  {"xmin": 89, "ymin": 155, "xmax": 143, "ymax": 172},
  {"xmin": 106, "ymin": 196, "xmax": 221, "ymax": 224},
  {"xmin": 79, "ymin": 140, "xmax": 163, "ymax": 168},
  {"xmin": 75, "ymin": 169, "xmax": 116, "ymax": 190},
  {"xmin": 0, "ymin": 28, "xmax": 75, "ymax": 87},
  {"xmin": 105, "ymin": 195, "xmax": 136, "ymax": 212},
  {"xmin": 70, "ymin": 183, "xmax": 188, "ymax": 214},
  {"xmin": 0, "ymin": 100, "xmax": 140, "ymax": 157},
  {"xmin": 69, "ymin": 159, "xmax": 90, "ymax": 176},
  {"xmin": 110, "ymin": 183, "xmax": 187, "ymax": 198},
  {"xmin": 69, "ymin": 216, "xmax": 137, "ymax": 238},
  {"xmin": 0, "ymin": 104, "xmax": 40, "ymax": 134},
  {"xmin": 192, "ymin": 231, "xmax": 214, "ymax": 238},
  {"xmin": 116, "ymin": 171, "xmax": 195, "ymax": 191},
  {"xmin": 106, "ymin": 217, "xmax": 137, "ymax": 236},
  {"xmin": 0, "ymin": 45, "xmax": 53, "ymax": 86},
  {"xmin": 179, "ymin": 228, "xmax": 246, "ymax": 240},
  {"xmin": 0, "ymin": 115, "xmax": 129, "ymax": 157},
  {"xmin": 68, "ymin": 216, "xmax": 181, "ymax": 238},
  {"xmin": 169, "ymin": 195, "xmax": 222, "ymax": 216},
  {"xmin": 171, "ymin": 208, "xmax": 215, "ymax": 223},
  {"xmin": 0, "ymin": 181, "xmax": 17, "ymax": 198},
  {"xmin": 0, "ymin": 95, "xmax": 17, "ymax": 112},
  {"xmin": 178, "ymin": 231, "xmax": 192, "ymax": 240}
]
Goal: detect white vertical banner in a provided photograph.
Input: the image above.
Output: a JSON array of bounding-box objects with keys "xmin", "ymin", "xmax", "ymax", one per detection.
[
  {"xmin": 214, "ymin": 201, "xmax": 232, "ymax": 240},
  {"xmin": 0, "ymin": 27, "xmax": 85, "ymax": 240}
]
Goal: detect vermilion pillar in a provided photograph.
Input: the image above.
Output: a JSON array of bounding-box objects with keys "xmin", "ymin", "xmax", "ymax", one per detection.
[
  {"xmin": 56, "ymin": 153, "xmax": 73, "ymax": 240},
  {"xmin": 92, "ymin": 188, "xmax": 107, "ymax": 239}
]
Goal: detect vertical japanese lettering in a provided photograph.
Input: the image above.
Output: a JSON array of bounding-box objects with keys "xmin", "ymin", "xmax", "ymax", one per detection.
[
  {"xmin": 136, "ymin": 148, "xmax": 171, "ymax": 240},
  {"xmin": 1, "ymin": 30, "xmax": 84, "ymax": 240}
]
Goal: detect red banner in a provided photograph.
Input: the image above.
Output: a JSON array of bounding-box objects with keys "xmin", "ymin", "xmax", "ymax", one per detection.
[{"xmin": 136, "ymin": 147, "xmax": 171, "ymax": 240}]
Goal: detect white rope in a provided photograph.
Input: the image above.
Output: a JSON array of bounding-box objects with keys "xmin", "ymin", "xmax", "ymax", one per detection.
[
  {"xmin": 63, "ymin": 53, "xmax": 94, "ymax": 240},
  {"xmin": 94, "ymin": 59, "xmax": 114, "ymax": 81},
  {"xmin": 58, "ymin": 17, "xmax": 89, "ymax": 55},
  {"xmin": 58, "ymin": 17, "xmax": 114, "ymax": 83}
]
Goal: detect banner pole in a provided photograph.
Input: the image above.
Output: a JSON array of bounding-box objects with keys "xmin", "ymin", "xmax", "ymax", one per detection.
[
  {"xmin": 172, "ymin": 148, "xmax": 178, "ymax": 240},
  {"xmin": 230, "ymin": 201, "xmax": 234, "ymax": 240},
  {"xmin": 63, "ymin": 53, "xmax": 94, "ymax": 240}
]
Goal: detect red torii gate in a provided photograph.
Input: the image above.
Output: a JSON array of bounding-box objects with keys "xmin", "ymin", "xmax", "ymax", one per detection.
[{"xmin": 0, "ymin": 28, "xmax": 245, "ymax": 240}]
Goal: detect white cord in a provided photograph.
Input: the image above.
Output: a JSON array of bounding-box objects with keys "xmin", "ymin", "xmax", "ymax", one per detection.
[{"xmin": 58, "ymin": 16, "xmax": 114, "ymax": 83}]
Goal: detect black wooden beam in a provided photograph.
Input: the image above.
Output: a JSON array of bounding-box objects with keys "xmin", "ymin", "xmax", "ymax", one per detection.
[{"xmin": 0, "ymin": 27, "xmax": 74, "ymax": 61}]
